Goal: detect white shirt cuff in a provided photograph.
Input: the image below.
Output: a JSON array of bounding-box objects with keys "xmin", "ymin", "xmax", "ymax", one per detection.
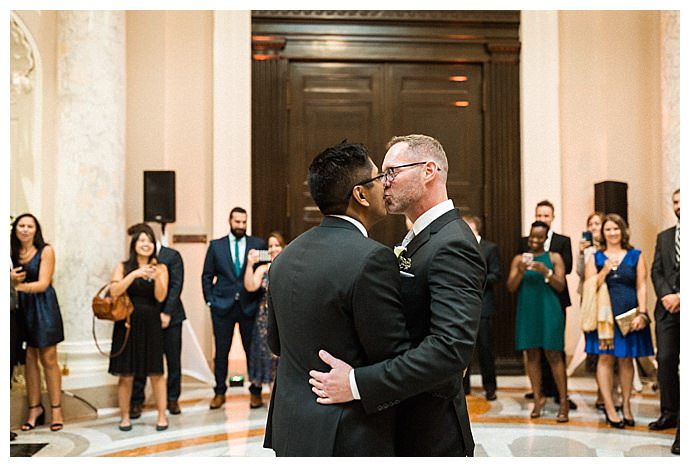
[{"xmin": 349, "ymin": 369, "xmax": 361, "ymax": 400}]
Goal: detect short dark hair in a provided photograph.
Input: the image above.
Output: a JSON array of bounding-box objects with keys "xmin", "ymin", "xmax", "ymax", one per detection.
[
  {"xmin": 308, "ymin": 142, "xmax": 373, "ymax": 215},
  {"xmin": 531, "ymin": 220, "xmax": 550, "ymax": 231},
  {"xmin": 229, "ymin": 207, "xmax": 247, "ymax": 221},
  {"xmin": 536, "ymin": 200, "xmax": 555, "ymax": 213},
  {"xmin": 673, "ymin": 188, "xmax": 680, "ymax": 197}
]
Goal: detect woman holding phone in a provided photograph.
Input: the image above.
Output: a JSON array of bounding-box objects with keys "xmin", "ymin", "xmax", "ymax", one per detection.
[
  {"xmin": 10, "ymin": 213, "xmax": 65, "ymax": 432},
  {"xmin": 244, "ymin": 231, "xmax": 286, "ymax": 408},
  {"xmin": 507, "ymin": 221, "xmax": 569, "ymax": 422}
]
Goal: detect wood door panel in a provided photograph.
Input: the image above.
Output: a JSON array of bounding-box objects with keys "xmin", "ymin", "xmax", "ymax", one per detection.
[
  {"xmin": 390, "ymin": 64, "xmax": 484, "ymax": 217},
  {"xmin": 289, "ymin": 63, "xmax": 384, "ymax": 236}
]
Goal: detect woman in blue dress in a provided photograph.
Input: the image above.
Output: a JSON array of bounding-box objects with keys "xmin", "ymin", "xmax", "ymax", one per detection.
[
  {"xmin": 584, "ymin": 214, "xmax": 653, "ymax": 428},
  {"xmin": 244, "ymin": 231, "xmax": 285, "ymax": 408},
  {"xmin": 10, "ymin": 213, "xmax": 65, "ymax": 431}
]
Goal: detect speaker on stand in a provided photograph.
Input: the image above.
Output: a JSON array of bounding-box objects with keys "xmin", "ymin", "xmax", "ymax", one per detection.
[
  {"xmin": 595, "ymin": 181, "xmax": 628, "ymax": 225},
  {"xmin": 144, "ymin": 171, "xmax": 176, "ymax": 242}
]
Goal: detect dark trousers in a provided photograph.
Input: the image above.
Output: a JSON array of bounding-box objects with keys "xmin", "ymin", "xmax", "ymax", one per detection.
[
  {"xmin": 463, "ymin": 317, "xmax": 497, "ymax": 393},
  {"xmin": 132, "ymin": 322, "xmax": 183, "ymax": 404},
  {"xmin": 655, "ymin": 312, "xmax": 680, "ymax": 416},
  {"xmin": 211, "ymin": 305, "xmax": 261, "ymax": 395}
]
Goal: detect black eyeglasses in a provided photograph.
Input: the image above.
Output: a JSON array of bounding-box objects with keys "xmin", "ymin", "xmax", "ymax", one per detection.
[
  {"xmin": 347, "ymin": 172, "xmax": 385, "ymax": 200},
  {"xmin": 381, "ymin": 161, "xmax": 441, "ymax": 183}
]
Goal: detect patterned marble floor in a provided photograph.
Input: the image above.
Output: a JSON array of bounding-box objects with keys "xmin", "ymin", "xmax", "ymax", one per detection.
[{"xmin": 8, "ymin": 376, "xmax": 678, "ymax": 457}]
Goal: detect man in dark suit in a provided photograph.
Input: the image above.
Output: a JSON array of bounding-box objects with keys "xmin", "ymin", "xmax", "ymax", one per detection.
[
  {"xmin": 649, "ymin": 189, "xmax": 680, "ymax": 454},
  {"xmin": 202, "ymin": 207, "xmax": 266, "ymax": 410},
  {"xmin": 462, "ymin": 214, "xmax": 501, "ymax": 401},
  {"xmin": 309, "ymin": 134, "xmax": 485, "ymax": 456},
  {"xmin": 264, "ymin": 142, "xmax": 411, "ymax": 456},
  {"xmin": 519, "ymin": 199, "xmax": 576, "ymax": 410},
  {"xmin": 129, "ymin": 223, "xmax": 187, "ymax": 418}
]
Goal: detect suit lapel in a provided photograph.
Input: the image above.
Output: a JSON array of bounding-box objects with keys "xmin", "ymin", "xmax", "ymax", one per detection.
[
  {"xmin": 220, "ymin": 235, "xmax": 236, "ymax": 279},
  {"xmin": 405, "ymin": 209, "xmax": 460, "ymax": 257}
]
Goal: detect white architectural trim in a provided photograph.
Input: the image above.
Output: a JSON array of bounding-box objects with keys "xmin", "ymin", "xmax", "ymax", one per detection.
[
  {"xmin": 519, "ymin": 11, "xmax": 562, "ymax": 233},
  {"xmin": 213, "ymin": 11, "xmax": 252, "ymax": 238}
]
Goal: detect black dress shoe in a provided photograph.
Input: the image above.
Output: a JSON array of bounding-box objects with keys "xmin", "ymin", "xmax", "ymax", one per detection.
[
  {"xmin": 524, "ymin": 392, "xmax": 534, "ymax": 400},
  {"xmin": 10, "ymin": 431, "xmax": 17, "ymax": 441},
  {"xmin": 167, "ymin": 400, "xmax": 181, "ymax": 415},
  {"xmin": 485, "ymin": 390, "xmax": 497, "ymax": 401},
  {"xmin": 554, "ymin": 396, "xmax": 578, "ymax": 410},
  {"xmin": 130, "ymin": 403, "xmax": 142, "ymax": 420},
  {"xmin": 671, "ymin": 436, "xmax": 680, "ymax": 455},
  {"xmin": 649, "ymin": 414, "xmax": 677, "ymax": 431}
]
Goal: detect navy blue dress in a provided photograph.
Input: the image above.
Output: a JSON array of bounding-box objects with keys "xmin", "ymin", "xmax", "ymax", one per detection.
[
  {"xmin": 13, "ymin": 246, "xmax": 64, "ymax": 348},
  {"xmin": 585, "ymin": 249, "xmax": 653, "ymax": 357}
]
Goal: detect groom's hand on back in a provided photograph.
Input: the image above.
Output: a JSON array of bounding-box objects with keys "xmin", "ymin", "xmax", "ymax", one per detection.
[{"xmin": 308, "ymin": 350, "xmax": 354, "ymax": 404}]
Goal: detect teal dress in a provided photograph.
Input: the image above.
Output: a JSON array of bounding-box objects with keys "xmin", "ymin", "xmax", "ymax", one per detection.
[{"xmin": 515, "ymin": 252, "xmax": 564, "ymax": 351}]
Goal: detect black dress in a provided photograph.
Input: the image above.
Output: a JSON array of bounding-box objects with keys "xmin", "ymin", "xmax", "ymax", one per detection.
[
  {"xmin": 108, "ymin": 277, "xmax": 164, "ymax": 377},
  {"xmin": 13, "ymin": 246, "xmax": 64, "ymax": 349}
]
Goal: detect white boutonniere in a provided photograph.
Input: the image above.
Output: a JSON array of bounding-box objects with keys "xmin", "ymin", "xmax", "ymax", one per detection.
[{"xmin": 394, "ymin": 245, "xmax": 412, "ymax": 271}]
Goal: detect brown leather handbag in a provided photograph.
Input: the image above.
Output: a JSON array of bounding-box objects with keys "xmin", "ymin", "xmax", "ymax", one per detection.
[{"xmin": 92, "ymin": 283, "xmax": 133, "ymax": 357}]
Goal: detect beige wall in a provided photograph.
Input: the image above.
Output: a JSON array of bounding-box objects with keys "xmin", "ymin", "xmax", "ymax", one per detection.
[
  {"xmin": 13, "ymin": 11, "xmax": 58, "ymax": 240},
  {"xmin": 126, "ymin": 11, "xmax": 216, "ymax": 362},
  {"xmin": 557, "ymin": 11, "xmax": 666, "ymax": 351}
]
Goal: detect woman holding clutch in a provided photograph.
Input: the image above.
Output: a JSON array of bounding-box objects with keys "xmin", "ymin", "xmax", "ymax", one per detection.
[{"xmin": 584, "ymin": 214, "xmax": 653, "ymax": 428}]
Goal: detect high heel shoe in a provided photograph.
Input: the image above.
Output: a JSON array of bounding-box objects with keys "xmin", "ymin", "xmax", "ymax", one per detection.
[
  {"xmin": 556, "ymin": 403, "xmax": 569, "ymax": 423},
  {"xmin": 50, "ymin": 404, "xmax": 64, "ymax": 432},
  {"xmin": 605, "ymin": 411, "xmax": 625, "ymax": 429},
  {"xmin": 21, "ymin": 404, "xmax": 45, "ymax": 431},
  {"xmin": 623, "ymin": 417, "xmax": 635, "ymax": 427},
  {"xmin": 530, "ymin": 396, "xmax": 546, "ymax": 418}
]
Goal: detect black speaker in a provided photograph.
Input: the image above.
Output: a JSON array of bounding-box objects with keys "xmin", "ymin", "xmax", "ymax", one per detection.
[
  {"xmin": 595, "ymin": 180, "xmax": 628, "ymax": 224},
  {"xmin": 144, "ymin": 171, "xmax": 176, "ymax": 223}
]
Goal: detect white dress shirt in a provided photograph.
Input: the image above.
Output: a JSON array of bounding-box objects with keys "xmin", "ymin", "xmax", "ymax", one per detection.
[{"xmin": 329, "ymin": 215, "xmax": 368, "ymax": 237}]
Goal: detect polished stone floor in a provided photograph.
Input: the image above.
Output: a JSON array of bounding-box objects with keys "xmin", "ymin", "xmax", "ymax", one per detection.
[{"xmin": 9, "ymin": 375, "xmax": 678, "ymax": 457}]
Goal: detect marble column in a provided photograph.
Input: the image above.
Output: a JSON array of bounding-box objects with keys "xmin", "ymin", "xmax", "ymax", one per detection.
[
  {"xmin": 53, "ymin": 11, "xmax": 126, "ymax": 389},
  {"xmin": 660, "ymin": 11, "xmax": 680, "ymax": 220}
]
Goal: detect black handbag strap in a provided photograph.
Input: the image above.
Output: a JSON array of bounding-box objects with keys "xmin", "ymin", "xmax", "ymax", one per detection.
[{"xmin": 92, "ymin": 311, "xmax": 131, "ymax": 358}]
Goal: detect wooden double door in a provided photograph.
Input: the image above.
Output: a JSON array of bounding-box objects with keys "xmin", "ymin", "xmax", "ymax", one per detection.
[{"xmin": 287, "ymin": 61, "xmax": 483, "ymax": 246}]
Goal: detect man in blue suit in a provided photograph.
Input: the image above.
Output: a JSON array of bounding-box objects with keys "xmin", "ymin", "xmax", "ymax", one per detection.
[{"xmin": 202, "ymin": 207, "xmax": 267, "ymax": 409}]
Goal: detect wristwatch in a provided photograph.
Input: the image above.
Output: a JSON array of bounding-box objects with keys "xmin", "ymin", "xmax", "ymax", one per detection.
[{"xmin": 544, "ymin": 269, "xmax": 554, "ymax": 284}]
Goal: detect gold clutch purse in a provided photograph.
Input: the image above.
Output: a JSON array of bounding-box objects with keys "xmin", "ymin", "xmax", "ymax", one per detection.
[{"xmin": 614, "ymin": 307, "xmax": 638, "ymax": 336}]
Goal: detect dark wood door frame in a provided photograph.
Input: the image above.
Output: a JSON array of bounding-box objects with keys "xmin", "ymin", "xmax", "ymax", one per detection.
[{"xmin": 251, "ymin": 10, "xmax": 523, "ymax": 373}]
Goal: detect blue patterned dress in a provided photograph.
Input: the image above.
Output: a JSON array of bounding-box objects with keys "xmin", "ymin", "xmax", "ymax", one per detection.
[
  {"xmin": 584, "ymin": 249, "xmax": 653, "ymax": 357},
  {"xmin": 248, "ymin": 272, "xmax": 278, "ymax": 385}
]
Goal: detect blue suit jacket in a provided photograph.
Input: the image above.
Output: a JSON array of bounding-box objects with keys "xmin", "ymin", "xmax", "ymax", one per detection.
[{"xmin": 201, "ymin": 234, "xmax": 267, "ymax": 317}]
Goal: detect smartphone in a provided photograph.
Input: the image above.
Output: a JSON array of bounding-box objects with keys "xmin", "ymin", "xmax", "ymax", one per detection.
[
  {"xmin": 521, "ymin": 252, "xmax": 534, "ymax": 264},
  {"xmin": 582, "ymin": 231, "xmax": 593, "ymax": 243},
  {"xmin": 256, "ymin": 250, "xmax": 272, "ymax": 263}
]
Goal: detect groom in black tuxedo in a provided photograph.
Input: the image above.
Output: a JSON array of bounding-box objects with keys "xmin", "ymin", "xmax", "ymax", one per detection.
[
  {"xmin": 309, "ymin": 134, "xmax": 485, "ymax": 456},
  {"xmin": 649, "ymin": 188, "xmax": 680, "ymax": 455},
  {"xmin": 263, "ymin": 142, "xmax": 411, "ymax": 456}
]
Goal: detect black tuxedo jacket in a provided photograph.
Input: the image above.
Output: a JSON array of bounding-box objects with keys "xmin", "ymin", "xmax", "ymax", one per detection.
[
  {"xmin": 355, "ymin": 209, "xmax": 485, "ymax": 456},
  {"xmin": 201, "ymin": 234, "xmax": 266, "ymax": 317},
  {"xmin": 264, "ymin": 217, "xmax": 410, "ymax": 456},
  {"xmin": 479, "ymin": 239, "xmax": 501, "ymax": 318},
  {"xmin": 652, "ymin": 226, "xmax": 680, "ymax": 319},
  {"xmin": 520, "ymin": 231, "xmax": 572, "ymax": 308},
  {"xmin": 158, "ymin": 246, "xmax": 186, "ymax": 326}
]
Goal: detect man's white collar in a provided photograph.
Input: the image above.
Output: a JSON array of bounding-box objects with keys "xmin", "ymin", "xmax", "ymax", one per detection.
[
  {"xmin": 411, "ymin": 199, "xmax": 455, "ymax": 236},
  {"xmin": 329, "ymin": 215, "xmax": 368, "ymax": 237}
]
